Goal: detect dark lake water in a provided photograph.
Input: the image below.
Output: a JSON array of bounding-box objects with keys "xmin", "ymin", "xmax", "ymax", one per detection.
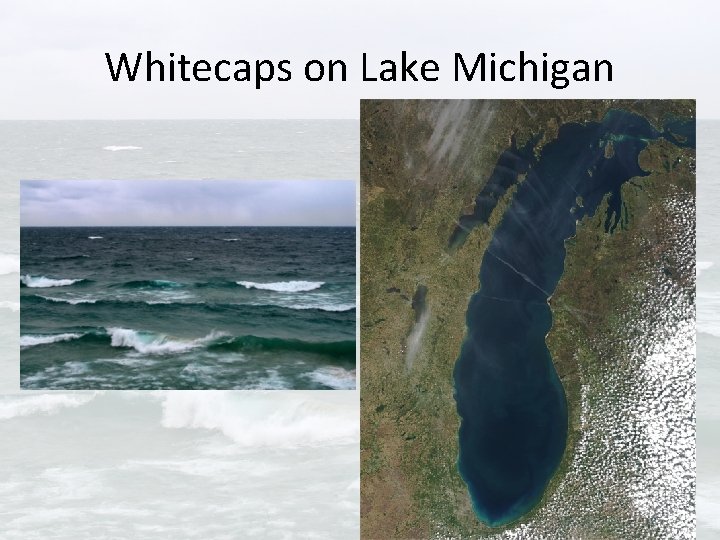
[
  {"xmin": 20, "ymin": 226, "xmax": 356, "ymax": 390},
  {"xmin": 452, "ymin": 110, "xmax": 694, "ymax": 526}
]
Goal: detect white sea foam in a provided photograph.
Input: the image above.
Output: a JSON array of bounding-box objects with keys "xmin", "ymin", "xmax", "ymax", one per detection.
[
  {"xmin": 0, "ymin": 253, "xmax": 19, "ymax": 275},
  {"xmin": 102, "ymin": 145, "xmax": 142, "ymax": 151},
  {"xmin": 288, "ymin": 302, "xmax": 355, "ymax": 312},
  {"xmin": 698, "ymin": 261, "xmax": 714, "ymax": 276},
  {"xmin": 241, "ymin": 369, "xmax": 291, "ymax": 390},
  {"xmin": 107, "ymin": 327, "xmax": 224, "ymax": 355},
  {"xmin": 20, "ymin": 333, "xmax": 84, "ymax": 348},
  {"xmin": 698, "ymin": 290, "xmax": 720, "ymax": 337},
  {"xmin": 0, "ymin": 301, "xmax": 19, "ymax": 312},
  {"xmin": 237, "ymin": 280, "xmax": 324, "ymax": 292},
  {"xmin": 39, "ymin": 295, "xmax": 97, "ymax": 305},
  {"xmin": 248, "ymin": 301, "xmax": 355, "ymax": 312},
  {"xmin": 223, "ymin": 238, "xmax": 239, "ymax": 241},
  {"xmin": 0, "ymin": 393, "xmax": 98, "ymax": 420},
  {"xmin": 21, "ymin": 275, "xmax": 83, "ymax": 288},
  {"xmin": 88, "ymin": 236, "xmax": 103, "ymax": 240},
  {"xmin": 160, "ymin": 392, "xmax": 358, "ymax": 447},
  {"xmin": 305, "ymin": 367, "xmax": 356, "ymax": 389}
]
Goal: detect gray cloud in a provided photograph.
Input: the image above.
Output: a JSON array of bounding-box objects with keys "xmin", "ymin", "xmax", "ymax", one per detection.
[{"xmin": 20, "ymin": 180, "xmax": 355, "ymax": 226}]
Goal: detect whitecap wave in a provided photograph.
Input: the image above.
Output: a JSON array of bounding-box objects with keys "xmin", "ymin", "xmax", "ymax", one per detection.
[
  {"xmin": 305, "ymin": 367, "xmax": 356, "ymax": 389},
  {"xmin": 223, "ymin": 238, "xmax": 239, "ymax": 242},
  {"xmin": 21, "ymin": 275, "xmax": 83, "ymax": 288},
  {"xmin": 88, "ymin": 236, "xmax": 103, "ymax": 240},
  {"xmin": 102, "ymin": 145, "xmax": 142, "ymax": 151},
  {"xmin": 288, "ymin": 303, "xmax": 355, "ymax": 312},
  {"xmin": 250, "ymin": 302, "xmax": 355, "ymax": 312},
  {"xmin": 0, "ymin": 393, "xmax": 98, "ymax": 420},
  {"xmin": 0, "ymin": 254, "xmax": 19, "ymax": 275},
  {"xmin": 107, "ymin": 327, "xmax": 224, "ymax": 355},
  {"xmin": 698, "ymin": 261, "xmax": 714, "ymax": 276},
  {"xmin": 237, "ymin": 280, "xmax": 324, "ymax": 292},
  {"xmin": 20, "ymin": 333, "xmax": 84, "ymax": 348},
  {"xmin": 160, "ymin": 392, "xmax": 358, "ymax": 447},
  {"xmin": 0, "ymin": 300, "xmax": 19, "ymax": 312},
  {"xmin": 39, "ymin": 295, "xmax": 97, "ymax": 305}
]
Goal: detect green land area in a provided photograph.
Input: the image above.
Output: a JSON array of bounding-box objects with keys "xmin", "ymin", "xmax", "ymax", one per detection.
[{"xmin": 360, "ymin": 100, "xmax": 695, "ymax": 539}]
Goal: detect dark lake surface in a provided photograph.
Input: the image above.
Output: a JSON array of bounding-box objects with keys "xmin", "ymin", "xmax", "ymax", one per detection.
[
  {"xmin": 453, "ymin": 110, "xmax": 694, "ymax": 526},
  {"xmin": 20, "ymin": 226, "xmax": 356, "ymax": 390}
]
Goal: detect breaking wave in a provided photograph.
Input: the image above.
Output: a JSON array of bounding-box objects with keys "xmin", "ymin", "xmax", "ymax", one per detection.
[
  {"xmin": 102, "ymin": 145, "xmax": 142, "ymax": 151},
  {"xmin": 21, "ymin": 275, "xmax": 85, "ymax": 288},
  {"xmin": 0, "ymin": 254, "xmax": 20, "ymax": 275},
  {"xmin": 698, "ymin": 261, "xmax": 714, "ymax": 276},
  {"xmin": 20, "ymin": 326, "xmax": 354, "ymax": 360},
  {"xmin": 237, "ymin": 280, "xmax": 324, "ymax": 292},
  {"xmin": 0, "ymin": 300, "xmax": 19, "ymax": 311},
  {"xmin": 305, "ymin": 366, "xmax": 357, "ymax": 389},
  {"xmin": 20, "ymin": 333, "xmax": 84, "ymax": 348},
  {"xmin": 39, "ymin": 295, "xmax": 97, "ymax": 305},
  {"xmin": 107, "ymin": 327, "xmax": 225, "ymax": 355},
  {"xmin": 159, "ymin": 392, "xmax": 358, "ymax": 447},
  {"xmin": 285, "ymin": 303, "xmax": 355, "ymax": 312},
  {"xmin": 0, "ymin": 393, "xmax": 99, "ymax": 420}
]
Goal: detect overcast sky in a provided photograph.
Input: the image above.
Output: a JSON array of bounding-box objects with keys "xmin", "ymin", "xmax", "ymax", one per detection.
[
  {"xmin": 20, "ymin": 180, "xmax": 355, "ymax": 226},
  {"xmin": 0, "ymin": 0, "xmax": 716, "ymax": 119}
]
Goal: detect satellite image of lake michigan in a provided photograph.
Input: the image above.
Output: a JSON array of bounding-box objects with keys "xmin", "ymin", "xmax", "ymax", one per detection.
[{"xmin": 360, "ymin": 100, "xmax": 695, "ymax": 539}]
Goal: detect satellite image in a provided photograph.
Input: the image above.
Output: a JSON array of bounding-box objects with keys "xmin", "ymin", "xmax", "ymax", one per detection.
[{"xmin": 360, "ymin": 100, "xmax": 695, "ymax": 539}]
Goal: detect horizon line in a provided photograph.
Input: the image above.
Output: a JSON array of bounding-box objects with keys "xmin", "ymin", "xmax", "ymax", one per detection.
[{"xmin": 20, "ymin": 224, "xmax": 356, "ymax": 227}]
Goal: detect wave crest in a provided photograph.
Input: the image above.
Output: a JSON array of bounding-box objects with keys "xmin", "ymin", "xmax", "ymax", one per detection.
[
  {"xmin": 0, "ymin": 254, "xmax": 20, "ymax": 275},
  {"xmin": 107, "ymin": 327, "xmax": 224, "ymax": 355},
  {"xmin": 0, "ymin": 300, "xmax": 19, "ymax": 312},
  {"xmin": 21, "ymin": 275, "xmax": 84, "ymax": 288},
  {"xmin": 160, "ymin": 392, "xmax": 358, "ymax": 447},
  {"xmin": 305, "ymin": 367, "xmax": 356, "ymax": 389},
  {"xmin": 0, "ymin": 393, "xmax": 98, "ymax": 420},
  {"xmin": 39, "ymin": 295, "xmax": 97, "ymax": 305},
  {"xmin": 103, "ymin": 145, "xmax": 141, "ymax": 151},
  {"xmin": 237, "ymin": 280, "xmax": 324, "ymax": 292},
  {"xmin": 698, "ymin": 261, "xmax": 714, "ymax": 276},
  {"xmin": 21, "ymin": 333, "xmax": 84, "ymax": 348}
]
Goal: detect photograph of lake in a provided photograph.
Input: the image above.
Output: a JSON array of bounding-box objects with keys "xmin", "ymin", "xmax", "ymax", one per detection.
[{"xmin": 20, "ymin": 179, "xmax": 356, "ymax": 390}]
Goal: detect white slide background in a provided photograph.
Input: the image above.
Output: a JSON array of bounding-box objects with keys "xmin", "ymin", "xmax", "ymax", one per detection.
[{"xmin": 0, "ymin": 1, "xmax": 717, "ymax": 538}]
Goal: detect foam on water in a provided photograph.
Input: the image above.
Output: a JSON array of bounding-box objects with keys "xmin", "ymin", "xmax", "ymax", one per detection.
[
  {"xmin": 237, "ymin": 280, "xmax": 324, "ymax": 292},
  {"xmin": 21, "ymin": 275, "xmax": 83, "ymax": 288},
  {"xmin": 20, "ymin": 333, "xmax": 84, "ymax": 348},
  {"xmin": 0, "ymin": 254, "xmax": 19, "ymax": 275},
  {"xmin": 0, "ymin": 301, "xmax": 19, "ymax": 312},
  {"xmin": 250, "ymin": 301, "xmax": 355, "ymax": 312},
  {"xmin": 699, "ymin": 261, "xmax": 714, "ymax": 276},
  {"xmin": 102, "ymin": 146, "xmax": 142, "ymax": 151},
  {"xmin": 107, "ymin": 327, "xmax": 225, "ymax": 355},
  {"xmin": 0, "ymin": 393, "xmax": 98, "ymax": 420},
  {"xmin": 39, "ymin": 296, "xmax": 97, "ymax": 305},
  {"xmin": 288, "ymin": 302, "xmax": 356, "ymax": 312},
  {"xmin": 305, "ymin": 366, "xmax": 357, "ymax": 389},
  {"xmin": 159, "ymin": 392, "xmax": 358, "ymax": 447}
]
